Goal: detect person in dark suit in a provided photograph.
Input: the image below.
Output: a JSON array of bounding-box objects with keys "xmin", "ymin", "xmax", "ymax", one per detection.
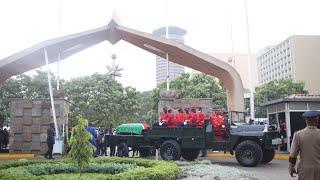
[{"xmin": 45, "ymin": 123, "xmax": 56, "ymax": 159}]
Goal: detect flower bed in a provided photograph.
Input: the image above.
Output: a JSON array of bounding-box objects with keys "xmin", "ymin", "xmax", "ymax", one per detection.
[{"xmin": 0, "ymin": 157, "xmax": 179, "ymax": 180}]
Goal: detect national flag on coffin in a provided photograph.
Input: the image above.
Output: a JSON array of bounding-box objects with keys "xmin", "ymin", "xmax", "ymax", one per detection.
[{"xmin": 116, "ymin": 123, "xmax": 151, "ymax": 135}]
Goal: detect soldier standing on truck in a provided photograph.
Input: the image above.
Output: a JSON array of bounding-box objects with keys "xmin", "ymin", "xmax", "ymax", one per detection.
[
  {"xmin": 166, "ymin": 109, "xmax": 175, "ymax": 126},
  {"xmin": 197, "ymin": 107, "xmax": 205, "ymax": 127},
  {"xmin": 190, "ymin": 108, "xmax": 198, "ymax": 126},
  {"xmin": 175, "ymin": 109, "xmax": 185, "ymax": 126},
  {"xmin": 289, "ymin": 110, "xmax": 320, "ymax": 180},
  {"xmin": 158, "ymin": 108, "xmax": 168, "ymax": 126}
]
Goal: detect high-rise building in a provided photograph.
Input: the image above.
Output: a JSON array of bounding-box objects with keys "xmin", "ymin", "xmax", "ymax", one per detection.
[
  {"xmin": 153, "ymin": 26, "xmax": 187, "ymax": 85},
  {"xmin": 209, "ymin": 53, "xmax": 258, "ymax": 90},
  {"xmin": 257, "ymin": 35, "xmax": 320, "ymax": 94}
]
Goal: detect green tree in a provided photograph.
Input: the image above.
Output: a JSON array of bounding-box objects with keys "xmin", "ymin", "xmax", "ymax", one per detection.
[
  {"xmin": 138, "ymin": 91, "xmax": 157, "ymax": 124},
  {"xmin": 68, "ymin": 116, "xmax": 94, "ymax": 176},
  {"xmin": 0, "ymin": 70, "xmax": 57, "ymax": 123},
  {"xmin": 140, "ymin": 73, "xmax": 227, "ymax": 121},
  {"xmin": 254, "ymin": 78, "xmax": 308, "ymax": 117},
  {"xmin": 64, "ymin": 73, "xmax": 140, "ymax": 127},
  {"xmin": 158, "ymin": 73, "xmax": 227, "ymax": 107}
]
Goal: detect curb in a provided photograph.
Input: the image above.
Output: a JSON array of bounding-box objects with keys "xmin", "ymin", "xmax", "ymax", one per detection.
[
  {"xmin": 0, "ymin": 154, "xmax": 35, "ymax": 159},
  {"xmin": 207, "ymin": 153, "xmax": 295, "ymax": 160}
]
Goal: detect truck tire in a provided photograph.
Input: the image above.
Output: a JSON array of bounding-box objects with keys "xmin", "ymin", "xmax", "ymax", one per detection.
[
  {"xmin": 235, "ymin": 140, "xmax": 263, "ymax": 167},
  {"xmin": 139, "ymin": 147, "xmax": 151, "ymax": 157},
  {"xmin": 160, "ymin": 140, "xmax": 181, "ymax": 161},
  {"xmin": 117, "ymin": 142, "xmax": 129, "ymax": 157},
  {"xmin": 181, "ymin": 149, "xmax": 200, "ymax": 161},
  {"xmin": 261, "ymin": 148, "xmax": 275, "ymax": 164}
]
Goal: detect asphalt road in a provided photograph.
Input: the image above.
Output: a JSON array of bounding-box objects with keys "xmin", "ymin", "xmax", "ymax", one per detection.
[{"xmin": 206, "ymin": 157, "xmax": 297, "ymax": 180}]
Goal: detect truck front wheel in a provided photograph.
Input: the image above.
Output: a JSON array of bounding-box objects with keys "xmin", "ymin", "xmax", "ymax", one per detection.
[
  {"xmin": 117, "ymin": 142, "xmax": 129, "ymax": 157},
  {"xmin": 261, "ymin": 148, "xmax": 275, "ymax": 164},
  {"xmin": 160, "ymin": 140, "xmax": 181, "ymax": 161},
  {"xmin": 235, "ymin": 140, "xmax": 263, "ymax": 167},
  {"xmin": 181, "ymin": 149, "xmax": 200, "ymax": 161}
]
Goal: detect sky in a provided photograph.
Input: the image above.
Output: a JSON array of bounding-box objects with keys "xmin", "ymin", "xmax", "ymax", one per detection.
[{"xmin": 0, "ymin": 0, "xmax": 320, "ymax": 91}]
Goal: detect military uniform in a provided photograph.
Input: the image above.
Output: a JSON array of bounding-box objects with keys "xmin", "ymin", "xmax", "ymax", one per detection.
[{"xmin": 289, "ymin": 111, "xmax": 320, "ymax": 180}]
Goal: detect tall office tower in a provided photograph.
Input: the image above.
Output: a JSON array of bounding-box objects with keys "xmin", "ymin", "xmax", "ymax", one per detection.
[
  {"xmin": 153, "ymin": 26, "xmax": 187, "ymax": 86},
  {"xmin": 257, "ymin": 35, "xmax": 320, "ymax": 94}
]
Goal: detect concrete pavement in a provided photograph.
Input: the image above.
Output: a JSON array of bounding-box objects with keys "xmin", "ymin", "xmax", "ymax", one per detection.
[{"xmin": 206, "ymin": 157, "xmax": 297, "ymax": 180}]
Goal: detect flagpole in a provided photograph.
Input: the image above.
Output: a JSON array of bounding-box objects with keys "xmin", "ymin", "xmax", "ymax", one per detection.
[
  {"xmin": 57, "ymin": 0, "xmax": 62, "ymax": 90},
  {"xmin": 244, "ymin": 0, "xmax": 255, "ymax": 119},
  {"xmin": 165, "ymin": 0, "xmax": 170, "ymax": 91}
]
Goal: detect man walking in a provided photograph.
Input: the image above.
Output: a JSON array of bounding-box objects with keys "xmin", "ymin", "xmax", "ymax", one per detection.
[
  {"xmin": 289, "ymin": 110, "xmax": 320, "ymax": 180},
  {"xmin": 45, "ymin": 123, "xmax": 55, "ymax": 159}
]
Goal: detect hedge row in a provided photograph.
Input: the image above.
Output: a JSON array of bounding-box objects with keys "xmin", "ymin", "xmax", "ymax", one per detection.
[{"xmin": 0, "ymin": 157, "xmax": 180, "ymax": 180}]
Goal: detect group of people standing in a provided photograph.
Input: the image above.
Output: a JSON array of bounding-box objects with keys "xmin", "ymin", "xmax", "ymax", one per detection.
[
  {"xmin": 86, "ymin": 123, "xmax": 116, "ymax": 157},
  {"xmin": 158, "ymin": 107, "xmax": 206, "ymax": 127}
]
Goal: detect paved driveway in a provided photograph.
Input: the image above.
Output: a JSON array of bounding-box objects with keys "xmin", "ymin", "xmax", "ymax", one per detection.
[{"xmin": 206, "ymin": 157, "xmax": 297, "ymax": 180}]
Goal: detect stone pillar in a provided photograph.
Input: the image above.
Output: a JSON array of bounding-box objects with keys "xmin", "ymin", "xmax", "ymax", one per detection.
[{"xmin": 9, "ymin": 98, "xmax": 69, "ymax": 154}]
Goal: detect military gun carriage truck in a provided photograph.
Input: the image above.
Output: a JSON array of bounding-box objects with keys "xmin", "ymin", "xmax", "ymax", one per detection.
[{"xmin": 105, "ymin": 111, "xmax": 282, "ymax": 167}]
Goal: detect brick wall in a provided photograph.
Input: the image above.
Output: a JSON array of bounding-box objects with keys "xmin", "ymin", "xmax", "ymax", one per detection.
[{"xmin": 9, "ymin": 98, "xmax": 69, "ymax": 154}]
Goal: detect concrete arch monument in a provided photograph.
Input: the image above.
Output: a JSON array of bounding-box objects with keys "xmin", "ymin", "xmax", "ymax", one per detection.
[{"xmin": 0, "ymin": 17, "xmax": 244, "ymax": 112}]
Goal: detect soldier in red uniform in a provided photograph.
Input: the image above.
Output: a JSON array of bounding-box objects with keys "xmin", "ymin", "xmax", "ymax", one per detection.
[
  {"xmin": 175, "ymin": 109, "xmax": 185, "ymax": 126},
  {"xmin": 166, "ymin": 109, "xmax": 175, "ymax": 126},
  {"xmin": 190, "ymin": 108, "xmax": 198, "ymax": 126},
  {"xmin": 210, "ymin": 110, "xmax": 226, "ymax": 140},
  {"xmin": 196, "ymin": 107, "xmax": 206, "ymax": 127},
  {"xmin": 158, "ymin": 108, "xmax": 168, "ymax": 126},
  {"xmin": 182, "ymin": 108, "xmax": 191, "ymax": 126}
]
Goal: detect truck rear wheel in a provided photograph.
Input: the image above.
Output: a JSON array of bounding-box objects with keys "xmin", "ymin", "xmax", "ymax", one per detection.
[
  {"xmin": 160, "ymin": 140, "xmax": 181, "ymax": 161},
  {"xmin": 117, "ymin": 142, "xmax": 129, "ymax": 157},
  {"xmin": 235, "ymin": 140, "xmax": 263, "ymax": 167},
  {"xmin": 261, "ymin": 148, "xmax": 275, "ymax": 164},
  {"xmin": 181, "ymin": 149, "xmax": 200, "ymax": 161}
]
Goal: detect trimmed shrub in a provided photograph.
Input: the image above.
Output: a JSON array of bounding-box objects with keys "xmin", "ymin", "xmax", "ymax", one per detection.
[{"xmin": 0, "ymin": 157, "xmax": 179, "ymax": 180}]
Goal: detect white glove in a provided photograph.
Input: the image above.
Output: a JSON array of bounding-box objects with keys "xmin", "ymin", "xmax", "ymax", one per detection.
[
  {"xmin": 221, "ymin": 125, "xmax": 225, "ymax": 128},
  {"xmin": 183, "ymin": 120, "xmax": 189, "ymax": 126},
  {"xmin": 159, "ymin": 122, "xmax": 163, "ymax": 126}
]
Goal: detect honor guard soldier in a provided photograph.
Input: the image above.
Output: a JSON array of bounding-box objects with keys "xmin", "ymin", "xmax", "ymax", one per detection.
[{"xmin": 289, "ymin": 110, "xmax": 320, "ymax": 180}]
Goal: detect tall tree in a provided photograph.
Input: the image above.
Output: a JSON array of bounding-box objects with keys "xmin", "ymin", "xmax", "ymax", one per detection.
[
  {"xmin": 64, "ymin": 73, "xmax": 140, "ymax": 127},
  {"xmin": 0, "ymin": 70, "xmax": 57, "ymax": 124},
  {"xmin": 254, "ymin": 78, "xmax": 308, "ymax": 117},
  {"xmin": 139, "ymin": 73, "xmax": 227, "ymax": 122}
]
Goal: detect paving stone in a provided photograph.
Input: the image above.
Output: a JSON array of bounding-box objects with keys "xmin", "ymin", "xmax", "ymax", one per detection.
[
  {"xmin": 41, "ymin": 116, "xmax": 51, "ymax": 125},
  {"xmin": 23, "ymin": 108, "xmax": 32, "ymax": 116},
  {"xmin": 23, "ymin": 100, "xmax": 33, "ymax": 108},
  {"xmin": 22, "ymin": 142, "xmax": 32, "ymax": 152},
  {"xmin": 32, "ymin": 106, "xmax": 42, "ymax": 116},
  {"xmin": 31, "ymin": 124, "xmax": 41, "ymax": 133},
  {"xmin": 11, "ymin": 104, "xmax": 23, "ymax": 117},
  {"xmin": 22, "ymin": 116, "xmax": 33, "ymax": 125},
  {"xmin": 22, "ymin": 132, "xmax": 32, "ymax": 142},
  {"xmin": 12, "ymin": 121, "xmax": 23, "ymax": 133},
  {"xmin": 40, "ymin": 132, "xmax": 47, "ymax": 142}
]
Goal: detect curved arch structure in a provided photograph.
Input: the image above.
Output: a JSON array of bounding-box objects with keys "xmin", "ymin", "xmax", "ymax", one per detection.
[{"xmin": 0, "ymin": 18, "xmax": 244, "ymax": 112}]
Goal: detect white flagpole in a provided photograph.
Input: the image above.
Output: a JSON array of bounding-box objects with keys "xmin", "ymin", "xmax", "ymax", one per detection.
[
  {"xmin": 44, "ymin": 49, "xmax": 59, "ymax": 138},
  {"xmin": 165, "ymin": 0, "xmax": 170, "ymax": 91},
  {"xmin": 57, "ymin": 0, "xmax": 63, "ymax": 90},
  {"xmin": 244, "ymin": 0, "xmax": 255, "ymax": 119}
]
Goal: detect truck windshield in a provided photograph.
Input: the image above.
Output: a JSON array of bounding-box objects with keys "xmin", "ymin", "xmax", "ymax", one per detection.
[{"xmin": 229, "ymin": 111, "xmax": 246, "ymax": 123}]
